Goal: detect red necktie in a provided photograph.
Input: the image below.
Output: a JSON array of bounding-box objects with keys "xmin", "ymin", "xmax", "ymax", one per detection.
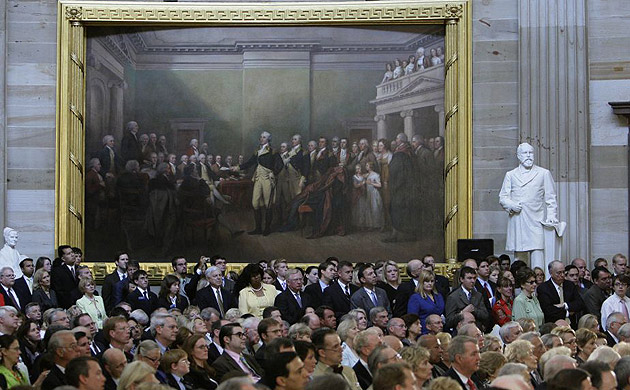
[{"xmin": 467, "ymin": 378, "xmax": 477, "ymax": 390}]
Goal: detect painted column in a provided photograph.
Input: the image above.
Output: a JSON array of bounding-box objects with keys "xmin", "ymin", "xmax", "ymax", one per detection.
[
  {"xmin": 374, "ymin": 114, "xmax": 387, "ymax": 140},
  {"xmin": 400, "ymin": 110, "xmax": 415, "ymax": 140},
  {"xmin": 434, "ymin": 105, "xmax": 445, "ymax": 137}
]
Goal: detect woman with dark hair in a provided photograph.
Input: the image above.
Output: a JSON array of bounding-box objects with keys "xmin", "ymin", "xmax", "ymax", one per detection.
[
  {"xmin": 16, "ymin": 319, "xmax": 43, "ymax": 377},
  {"xmin": 0, "ymin": 335, "xmax": 29, "ymax": 388},
  {"xmin": 401, "ymin": 314, "xmax": 422, "ymax": 346},
  {"xmin": 34, "ymin": 257, "xmax": 51, "ymax": 272},
  {"xmin": 157, "ymin": 274, "xmax": 189, "ymax": 311},
  {"xmin": 304, "ymin": 266, "xmax": 319, "ymax": 286},
  {"xmin": 236, "ymin": 264, "xmax": 277, "ymax": 317},
  {"xmin": 182, "ymin": 334, "xmax": 218, "ymax": 389},
  {"xmin": 294, "ymin": 340, "xmax": 317, "ymax": 379},
  {"xmin": 512, "ymin": 268, "xmax": 544, "ymax": 328},
  {"xmin": 492, "ymin": 275, "xmax": 514, "ymax": 326}
]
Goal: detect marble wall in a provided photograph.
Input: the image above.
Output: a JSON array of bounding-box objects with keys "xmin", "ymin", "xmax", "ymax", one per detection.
[{"xmin": 1, "ymin": 0, "xmax": 629, "ymax": 263}]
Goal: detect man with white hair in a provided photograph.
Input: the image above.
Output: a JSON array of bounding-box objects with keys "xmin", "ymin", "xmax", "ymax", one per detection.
[
  {"xmin": 196, "ymin": 265, "xmax": 236, "ymax": 317},
  {"xmin": 491, "ymin": 375, "xmax": 532, "ymax": 390},
  {"xmin": 499, "ymin": 321, "xmax": 524, "ymax": 346},
  {"xmin": 0, "ymin": 227, "xmax": 27, "ymax": 279},
  {"xmin": 542, "ymin": 354, "xmax": 576, "ymax": 384},
  {"xmin": 0, "ymin": 306, "xmax": 19, "ymax": 335},
  {"xmin": 187, "ymin": 138, "xmax": 200, "ymax": 158},
  {"xmin": 384, "ymin": 133, "xmax": 421, "ymax": 243},
  {"xmin": 588, "ymin": 346, "xmax": 621, "ymax": 369},
  {"xmin": 499, "ymin": 142, "xmax": 559, "ymax": 271},
  {"xmin": 98, "ymin": 134, "xmax": 121, "ymax": 177},
  {"xmin": 234, "ymin": 131, "xmax": 283, "ymax": 236}
]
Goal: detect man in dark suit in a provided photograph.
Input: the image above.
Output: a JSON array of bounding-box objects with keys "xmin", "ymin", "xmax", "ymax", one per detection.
[
  {"xmin": 444, "ymin": 266, "xmax": 491, "ymax": 333},
  {"xmin": 604, "ymin": 312, "xmax": 625, "ymax": 347},
  {"xmin": 120, "ymin": 121, "xmax": 142, "ymax": 163},
  {"xmin": 254, "ymin": 318, "xmax": 283, "ymax": 369},
  {"xmin": 127, "ymin": 270, "xmax": 158, "ymax": 316},
  {"xmin": 572, "ymin": 258, "xmax": 594, "ymax": 290},
  {"xmin": 212, "ymin": 323, "xmax": 265, "ymax": 382},
  {"xmin": 304, "ymin": 261, "xmax": 335, "ymax": 309},
  {"xmin": 352, "ymin": 329, "xmax": 381, "ymax": 390},
  {"xmin": 273, "ymin": 259, "xmax": 289, "ymax": 292},
  {"xmin": 207, "ymin": 319, "xmax": 229, "ymax": 364},
  {"xmin": 275, "ymin": 269, "xmax": 313, "ymax": 324},
  {"xmin": 474, "ymin": 257, "xmax": 497, "ymax": 330},
  {"xmin": 583, "ymin": 266, "xmax": 612, "ymax": 318},
  {"xmin": 102, "ymin": 251, "xmax": 129, "ymax": 315},
  {"xmin": 443, "ymin": 335, "xmax": 483, "ymax": 390},
  {"xmin": 98, "ymin": 135, "xmax": 122, "ymax": 177},
  {"xmin": 393, "ymin": 259, "xmax": 424, "ymax": 317},
  {"xmin": 311, "ymin": 137, "xmax": 335, "ymax": 182},
  {"xmin": 323, "ymin": 261, "xmax": 359, "ymax": 321},
  {"xmin": 102, "ymin": 348, "xmax": 127, "ymax": 390},
  {"xmin": 350, "ymin": 264, "xmax": 391, "ymax": 319},
  {"xmin": 196, "ymin": 266, "xmax": 236, "ymax": 317},
  {"xmin": 422, "ymin": 255, "xmax": 451, "ymax": 298},
  {"xmin": 0, "ymin": 266, "xmax": 31, "ymax": 312},
  {"xmin": 537, "ymin": 260, "xmax": 584, "ymax": 327},
  {"xmin": 41, "ymin": 330, "xmax": 81, "ymax": 390},
  {"xmin": 50, "ymin": 245, "xmax": 78, "ymax": 310}
]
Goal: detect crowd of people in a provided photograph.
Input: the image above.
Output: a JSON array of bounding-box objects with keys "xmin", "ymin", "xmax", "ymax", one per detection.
[
  {"xmin": 380, "ymin": 46, "xmax": 445, "ymax": 84},
  {"xmin": 1, "ymin": 248, "xmax": 630, "ymax": 390},
  {"xmin": 88, "ymin": 122, "xmax": 446, "ymax": 247}
]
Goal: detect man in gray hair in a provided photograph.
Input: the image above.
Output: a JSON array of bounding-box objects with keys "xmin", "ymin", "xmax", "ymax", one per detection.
[
  {"xmin": 234, "ymin": 131, "xmax": 283, "ymax": 236},
  {"xmin": 121, "ymin": 121, "xmax": 141, "ymax": 163},
  {"xmin": 384, "ymin": 133, "xmax": 421, "ymax": 243},
  {"xmin": 98, "ymin": 134, "xmax": 121, "ymax": 176}
]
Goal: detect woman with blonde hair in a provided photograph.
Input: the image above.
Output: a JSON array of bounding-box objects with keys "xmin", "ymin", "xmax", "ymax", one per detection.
[
  {"xmin": 135, "ymin": 340, "xmax": 162, "ymax": 371},
  {"xmin": 400, "ymin": 346, "xmax": 433, "ymax": 388},
  {"xmin": 551, "ymin": 327, "xmax": 577, "ymax": 356},
  {"xmin": 31, "ymin": 268, "xmax": 58, "ymax": 313},
  {"xmin": 480, "ymin": 335, "xmax": 501, "ymax": 353},
  {"xmin": 76, "ymin": 277, "xmax": 107, "ymax": 329},
  {"xmin": 407, "ymin": 270, "xmax": 445, "ymax": 334},
  {"xmin": 505, "ymin": 340, "xmax": 539, "ymax": 388},
  {"xmin": 118, "ymin": 361, "xmax": 159, "ymax": 390},
  {"xmin": 577, "ymin": 314, "xmax": 600, "ymax": 333},
  {"xmin": 377, "ymin": 261, "xmax": 401, "ymax": 306},
  {"xmin": 337, "ymin": 318, "xmax": 360, "ymax": 368},
  {"xmin": 477, "ymin": 351, "xmax": 507, "ymax": 386},
  {"xmin": 575, "ymin": 328, "xmax": 597, "ymax": 365},
  {"xmin": 435, "ymin": 332, "xmax": 452, "ymax": 369}
]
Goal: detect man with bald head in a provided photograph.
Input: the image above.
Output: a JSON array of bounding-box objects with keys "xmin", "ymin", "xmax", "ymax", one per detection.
[
  {"xmin": 393, "ymin": 259, "xmax": 424, "ymax": 317},
  {"xmin": 419, "ymin": 334, "xmax": 447, "ymax": 378},
  {"xmin": 572, "ymin": 258, "xmax": 593, "ymax": 290},
  {"xmin": 537, "ymin": 260, "xmax": 584, "ymax": 325},
  {"xmin": 353, "ymin": 329, "xmax": 381, "ymax": 390},
  {"xmin": 425, "ymin": 314, "xmax": 444, "ymax": 335},
  {"xmin": 102, "ymin": 348, "xmax": 127, "ymax": 390}
]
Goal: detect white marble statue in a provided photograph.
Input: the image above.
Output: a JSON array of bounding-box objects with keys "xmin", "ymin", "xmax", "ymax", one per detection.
[
  {"xmin": 499, "ymin": 143, "xmax": 561, "ymax": 272},
  {"xmin": 0, "ymin": 227, "xmax": 28, "ymax": 278}
]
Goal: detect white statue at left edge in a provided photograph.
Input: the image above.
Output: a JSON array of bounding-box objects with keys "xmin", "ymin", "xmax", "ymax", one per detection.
[{"xmin": 0, "ymin": 227, "xmax": 28, "ymax": 278}]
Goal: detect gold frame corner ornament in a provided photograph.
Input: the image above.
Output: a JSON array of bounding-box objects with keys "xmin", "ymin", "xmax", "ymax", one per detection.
[{"xmin": 55, "ymin": 0, "xmax": 472, "ymax": 261}]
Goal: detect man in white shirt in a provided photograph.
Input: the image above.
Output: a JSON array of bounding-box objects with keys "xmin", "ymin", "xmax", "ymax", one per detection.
[{"xmin": 274, "ymin": 260, "xmax": 289, "ymax": 291}]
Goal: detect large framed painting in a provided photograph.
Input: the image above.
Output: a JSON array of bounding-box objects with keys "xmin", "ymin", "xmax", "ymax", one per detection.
[{"xmin": 56, "ymin": 0, "xmax": 472, "ymax": 263}]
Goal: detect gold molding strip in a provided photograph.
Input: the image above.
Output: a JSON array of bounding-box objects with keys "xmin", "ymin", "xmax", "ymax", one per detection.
[
  {"xmin": 444, "ymin": 204, "xmax": 457, "ymax": 229},
  {"xmin": 69, "ymin": 203, "xmax": 83, "ymax": 223},
  {"xmin": 444, "ymin": 52, "xmax": 457, "ymax": 72},
  {"xmin": 444, "ymin": 104, "xmax": 458, "ymax": 125},
  {"xmin": 69, "ymin": 104, "xmax": 84, "ymax": 123},
  {"xmin": 69, "ymin": 152, "xmax": 83, "ymax": 174},
  {"xmin": 445, "ymin": 155, "xmax": 458, "ymax": 176},
  {"xmin": 70, "ymin": 52, "xmax": 85, "ymax": 72}
]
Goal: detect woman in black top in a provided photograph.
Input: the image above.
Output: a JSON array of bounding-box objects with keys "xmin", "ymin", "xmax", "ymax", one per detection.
[{"xmin": 182, "ymin": 334, "xmax": 218, "ymax": 390}]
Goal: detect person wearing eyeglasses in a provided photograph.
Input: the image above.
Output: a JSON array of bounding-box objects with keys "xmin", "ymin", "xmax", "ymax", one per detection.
[
  {"xmin": 161, "ymin": 349, "xmax": 194, "ymax": 390},
  {"xmin": 512, "ymin": 268, "xmax": 545, "ymax": 329},
  {"xmin": 181, "ymin": 334, "xmax": 218, "ymax": 390},
  {"xmin": 601, "ymin": 274, "xmax": 630, "ymax": 332},
  {"xmin": 41, "ymin": 329, "xmax": 81, "ymax": 390},
  {"xmin": 102, "ymin": 348, "xmax": 127, "ymax": 390},
  {"xmin": 312, "ymin": 328, "xmax": 361, "ymax": 390},
  {"xmin": 213, "ymin": 323, "xmax": 264, "ymax": 382}
]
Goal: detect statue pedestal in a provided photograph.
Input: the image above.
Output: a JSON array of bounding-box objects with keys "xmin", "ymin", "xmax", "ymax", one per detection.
[{"xmin": 542, "ymin": 222, "xmax": 566, "ymax": 278}]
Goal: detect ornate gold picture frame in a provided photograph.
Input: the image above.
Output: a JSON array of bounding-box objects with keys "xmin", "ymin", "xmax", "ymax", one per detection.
[{"xmin": 55, "ymin": 0, "xmax": 472, "ymax": 264}]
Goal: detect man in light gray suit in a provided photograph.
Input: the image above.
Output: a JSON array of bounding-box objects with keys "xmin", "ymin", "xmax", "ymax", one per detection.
[
  {"xmin": 351, "ymin": 264, "xmax": 391, "ymax": 324},
  {"xmin": 444, "ymin": 266, "xmax": 491, "ymax": 332}
]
